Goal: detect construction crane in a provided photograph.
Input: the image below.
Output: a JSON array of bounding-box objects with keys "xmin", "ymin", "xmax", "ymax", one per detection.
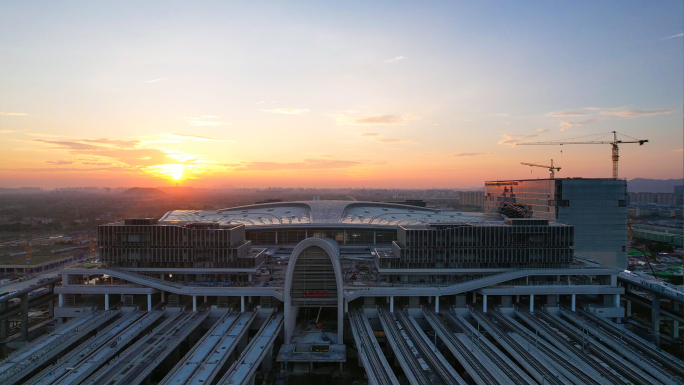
[
  {"xmin": 521, "ymin": 159, "xmax": 561, "ymax": 178},
  {"xmin": 516, "ymin": 131, "xmax": 648, "ymax": 179}
]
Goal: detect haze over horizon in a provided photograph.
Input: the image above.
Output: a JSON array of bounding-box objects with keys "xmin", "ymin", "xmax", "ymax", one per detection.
[{"xmin": 1, "ymin": 2, "xmax": 682, "ymax": 189}]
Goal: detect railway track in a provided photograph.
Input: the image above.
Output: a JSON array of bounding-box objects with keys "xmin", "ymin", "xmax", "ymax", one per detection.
[
  {"xmin": 471, "ymin": 308, "xmax": 578, "ymax": 385},
  {"xmin": 533, "ymin": 308, "xmax": 660, "ymax": 385},
  {"xmin": 574, "ymin": 308, "xmax": 684, "ymax": 379},
  {"xmin": 377, "ymin": 307, "xmax": 464, "ymax": 385},
  {"xmin": 515, "ymin": 307, "xmax": 629, "ymax": 385},
  {"xmin": 437, "ymin": 308, "xmax": 535, "ymax": 385},
  {"xmin": 349, "ymin": 310, "xmax": 399, "ymax": 385}
]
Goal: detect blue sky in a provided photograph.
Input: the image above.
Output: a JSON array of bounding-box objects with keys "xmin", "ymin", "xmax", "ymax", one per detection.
[{"xmin": 0, "ymin": 1, "xmax": 682, "ymax": 188}]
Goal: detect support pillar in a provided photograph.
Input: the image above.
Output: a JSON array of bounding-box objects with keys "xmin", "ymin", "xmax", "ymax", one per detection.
[
  {"xmin": 21, "ymin": 293, "xmax": 29, "ymax": 341},
  {"xmin": 614, "ymin": 294, "xmax": 620, "ymax": 308},
  {"xmin": 390, "ymin": 296, "xmax": 394, "ymax": 313},
  {"xmin": 241, "ymin": 296, "xmax": 245, "ymax": 312},
  {"xmin": 105, "ymin": 293, "xmax": 110, "ymax": 310},
  {"xmin": 204, "ymin": 295, "xmax": 208, "ymax": 303},
  {"xmin": 530, "ymin": 295, "xmax": 534, "ymax": 313},
  {"xmin": 626, "ymin": 300, "xmax": 632, "ymax": 317},
  {"xmin": 571, "ymin": 294, "xmax": 576, "ymax": 312},
  {"xmin": 192, "ymin": 296, "xmax": 197, "ymax": 312},
  {"xmin": 161, "ymin": 291, "xmax": 165, "ymax": 302},
  {"xmin": 483, "ymin": 295, "xmax": 488, "ymax": 313},
  {"xmin": 435, "ymin": 296, "xmax": 439, "ymax": 313},
  {"xmin": 59, "ymin": 293, "xmax": 64, "ymax": 307},
  {"xmin": 428, "ymin": 296, "xmax": 432, "ymax": 304},
  {"xmin": 516, "ymin": 295, "xmax": 520, "ymax": 303},
  {"xmin": 344, "ymin": 299, "xmax": 348, "ymax": 313},
  {"xmin": 652, "ymin": 294, "xmax": 660, "ymax": 345},
  {"xmin": 473, "ymin": 291, "xmax": 477, "ymax": 303},
  {"xmin": 148, "ymin": 294, "xmax": 152, "ymax": 311},
  {"xmin": 248, "ymin": 274, "xmax": 253, "ymax": 282},
  {"xmin": 673, "ymin": 320, "xmax": 679, "ymax": 339}
]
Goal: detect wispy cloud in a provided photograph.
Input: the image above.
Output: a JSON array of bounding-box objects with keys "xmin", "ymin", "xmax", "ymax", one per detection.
[
  {"xmin": 593, "ymin": 108, "xmax": 674, "ymax": 118},
  {"xmin": 654, "ymin": 33, "xmax": 683, "ymax": 41},
  {"xmin": 0, "ymin": 112, "xmax": 28, "ymax": 116},
  {"xmin": 183, "ymin": 116, "xmax": 230, "ymax": 126},
  {"xmin": 498, "ymin": 134, "xmax": 538, "ymax": 145},
  {"xmin": 0, "ymin": 130, "xmax": 15, "ymax": 134},
  {"xmin": 559, "ymin": 118, "xmax": 602, "ymax": 128},
  {"xmin": 359, "ymin": 132, "xmax": 410, "ymax": 144},
  {"xmin": 538, "ymin": 128, "xmax": 550, "ymax": 133},
  {"xmin": 546, "ymin": 110, "xmax": 588, "ymax": 117},
  {"xmin": 262, "ymin": 108, "xmax": 310, "ymax": 115},
  {"xmin": 145, "ymin": 78, "xmax": 168, "ymax": 83},
  {"xmin": 46, "ymin": 160, "xmax": 75, "ymax": 165},
  {"xmin": 168, "ymin": 133, "xmax": 228, "ymax": 142},
  {"xmin": 386, "ymin": 56, "xmax": 405, "ymax": 63},
  {"xmin": 337, "ymin": 114, "xmax": 420, "ymax": 126},
  {"xmin": 227, "ymin": 158, "xmax": 361, "ymax": 171},
  {"xmin": 451, "ymin": 152, "xmax": 495, "ymax": 157}
]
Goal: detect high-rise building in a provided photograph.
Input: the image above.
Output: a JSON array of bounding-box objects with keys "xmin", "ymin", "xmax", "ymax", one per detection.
[{"xmin": 484, "ymin": 178, "xmax": 628, "ymax": 269}]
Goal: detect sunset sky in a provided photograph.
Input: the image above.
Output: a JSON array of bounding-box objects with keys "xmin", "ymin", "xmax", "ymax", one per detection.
[{"xmin": 1, "ymin": 1, "xmax": 682, "ymax": 189}]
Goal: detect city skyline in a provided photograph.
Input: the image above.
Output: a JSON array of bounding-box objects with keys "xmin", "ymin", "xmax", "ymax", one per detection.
[{"xmin": 1, "ymin": 1, "xmax": 682, "ymax": 189}]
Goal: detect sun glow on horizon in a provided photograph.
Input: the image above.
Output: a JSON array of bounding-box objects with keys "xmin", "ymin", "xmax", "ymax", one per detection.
[{"xmin": 151, "ymin": 164, "xmax": 186, "ymax": 181}]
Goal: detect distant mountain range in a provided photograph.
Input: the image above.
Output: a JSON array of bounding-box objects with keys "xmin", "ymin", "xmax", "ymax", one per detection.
[{"xmin": 627, "ymin": 178, "xmax": 683, "ymax": 193}]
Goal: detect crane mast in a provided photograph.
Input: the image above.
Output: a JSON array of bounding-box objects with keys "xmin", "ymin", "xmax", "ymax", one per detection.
[
  {"xmin": 516, "ymin": 131, "xmax": 648, "ymax": 179},
  {"xmin": 520, "ymin": 159, "xmax": 561, "ymax": 178}
]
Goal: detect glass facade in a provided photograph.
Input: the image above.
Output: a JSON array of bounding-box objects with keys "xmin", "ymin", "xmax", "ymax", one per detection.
[
  {"xmin": 378, "ymin": 220, "xmax": 573, "ymax": 270},
  {"xmin": 290, "ymin": 246, "xmax": 339, "ymax": 307},
  {"xmin": 485, "ymin": 178, "xmax": 628, "ymax": 269},
  {"xmin": 246, "ymin": 228, "xmax": 398, "ymax": 245}
]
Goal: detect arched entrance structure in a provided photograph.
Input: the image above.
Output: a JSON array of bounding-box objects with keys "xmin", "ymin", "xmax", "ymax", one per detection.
[{"xmin": 284, "ymin": 238, "xmax": 344, "ymax": 344}]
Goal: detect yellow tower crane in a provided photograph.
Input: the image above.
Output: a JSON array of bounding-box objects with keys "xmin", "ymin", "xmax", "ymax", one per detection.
[
  {"xmin": 521, "ymin": 159, "xmax": 561, "ymax": 178},
  {"xmin": 516, "ymin": 131, "xmax": 648, "ymax": 179}
]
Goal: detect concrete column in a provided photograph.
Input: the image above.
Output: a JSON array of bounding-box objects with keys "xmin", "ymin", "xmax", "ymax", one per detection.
[
  {"xmin": 652, "ymin": 294, "xmax": 660, "ymax": 345},
  {"xmin": 241, "ymin": 296, "xmax": 245, "ymax": 312},
  {"xmin": 473, "ymin": 291, "xmax": 477, "ymax": 303},
  {"xmin": 516, "ymin": 295, "xmax": 520, "ymax": 303},
  {"xmin": 161, "ymin": 291, "xmax": 165, "ymax": 302},
  {"xmin": 390, "ymin": 296, "xmax": 394, "ymax": 313},
  {"xmin": 530, "ymin": 295, "xmax": 534, "ymax": 313},
  {"xmin": 626, "ymin": 300, "xmax": 632, "ymax": 317},
  {"xmin": 435, "ymin": 296, "xmax": 439, "ymax": 313},
  {"xmin": 673, "ymin": 321, "xmax": 679, "ymax": 339},
  {"xmin": 344, "ymin": 299, "xmax": 348, "ymax": 313},
  {"xmin": 571, "ymin": 294, "xmax": 576, "ymax": 312},
  {"xmin": 204, "ymin": 295, "xmax": 208, "ymax": 303},
  {"xmin": 428, "ymin": 296, "xmax": 432, "ymax": 304},
  {"xmin": 105, "ymin": 293, "xmax": 110, "ymax": 310},
  {"xmin": 192, "ymin": 296, "xmax": 197, "ymax": 312},
  {"xmin": 148, "ymin": 294, "xmax": 152, "ymax": 311},
  {"xmin": 614, "ymin": 294, "xmax": 620, "ymax": 308},
  {"xmin": 21, "ymin": 293, "xmax": 29, "ymax": 341},
  {"xmin": 483, "ymin": 295, "xmax": 488, "ymax": 313},
  {"xmin": 59, "ymin": 293, "xmax": 64, "ymax": 307},
  {"xmin": 248, "ymin": 274, "xmax": 253, "ymax": 282},
  {"xmin": 610, "ymin": 275, "xmax": 617, "ymax": 286},
  {"xmin": 160, "ymin": 274, "xmax": 164, "ymax": 280}
]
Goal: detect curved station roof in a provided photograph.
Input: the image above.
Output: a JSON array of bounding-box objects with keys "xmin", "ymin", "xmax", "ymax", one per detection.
[{"xmin": 160, "ymin": 200, "xmax": 502, "ymax": 229}]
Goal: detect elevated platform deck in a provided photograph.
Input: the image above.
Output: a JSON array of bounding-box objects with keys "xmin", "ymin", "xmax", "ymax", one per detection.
[
  {"xmin": 28, "ymin": 310, "xmax": 163, "ymax": 385},
  {"xmin": 217, "ymin": 311, "xmax": 283, "ymax": 385},
  {"xmin": 348, "ymin": 310, "xmax": 398, "ymax": 385},
  {"xmin": 160, "ymin": 309, "xmax": 257, "ymax": 385},
  {"xmin": 377, "ymin": 307, "xmax": 465, "ymax": 385},
  {"xmin": 0, "ymin": 310, "xmax": 119, "ymax": 385},
  {"xmin": 83, "ymin": 310, "xmax": 208, "ymax": 385}
]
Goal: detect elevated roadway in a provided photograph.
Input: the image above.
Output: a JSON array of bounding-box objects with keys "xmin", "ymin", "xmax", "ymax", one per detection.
[
  {"xmin": 425, "ymin": 307, "xmax": 535, "ymax": 385},
  {"xmin": 27, "ymin": 310, "xmax": 163, "ymax": 385},
  {"xmin": 348, "ymin": 310, "xmax": 399, "ymax": 385},
  {"xmin": 0, "ymin": 310, "xmax": 119, "ymax": 385},
  {"xmin": 377, "ymin": 307, "xmax": 465, "ymax": 385},
  {"xmin": 83, "ymin": 310, "xmax": 208, "ymax": 385},
  {"xmin": 216, "ymin": 311, "xmax": 283, "ymax": 385},
  {"xmin": 160, "ymin": 309, "xmax": 257, "ymax": 385}
]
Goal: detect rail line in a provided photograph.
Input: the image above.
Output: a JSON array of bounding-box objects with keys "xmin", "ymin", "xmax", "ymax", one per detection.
[
  {"xmin": 515, "ymin": 307, "xmax": 632, "ymax": 385},
  {"xmin": 160, "ymin": 309, "xmax": 257, "ymax": 385},
  {"xmin": 484, "ymin": 308, "xmax": 602, "ymax": 385},
  {"xmin": 574, "ymin": 308, "xmax": 684, "ymax": 379},
  {"xmin": 436, "ymin": 308, "xmax": 536, "ymax": 385},
  {"xmin": 377, "ymin": 307, "xmax": 465, "ymax": 385},
  {"xmin": 532, "ymin": 308, "xmax": 661, "ymax": 385},
  {"xmin": 348, "ymin": 310, "xmax": 399, "ymax": 385}
]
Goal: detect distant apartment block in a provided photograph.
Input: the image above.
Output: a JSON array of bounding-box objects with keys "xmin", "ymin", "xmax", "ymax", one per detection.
[
  {"xmin": 459, "ymin": 191, "xmax": 484, "ymax": 207},
  {"xmin": 485, "ymin": 178, "xmax": 628, "ymax": 269},
  {"xmin": 628, "ymin": 192, "xmax": 678, "ymax": 205}
]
